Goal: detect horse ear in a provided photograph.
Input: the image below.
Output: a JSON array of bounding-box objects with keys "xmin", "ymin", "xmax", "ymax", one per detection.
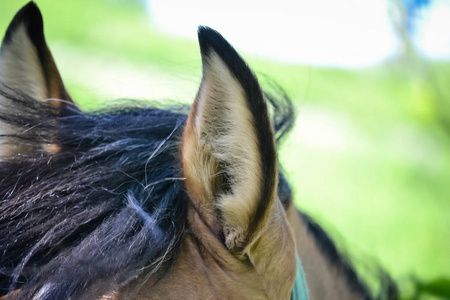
[
  {"xmin": 182, "ymin": 27, "xmax": 279, "ymax": 252},
  {"xmin": 0, "ymin": 2, "xmax": 73, "ymax": 104},
  {"xmin": 183, "ymin": 28, "xmax": 297, "ymax": 298},
  {"xmin": 0, "ymin": 3, "xmax": 77, "ymax": 158}
]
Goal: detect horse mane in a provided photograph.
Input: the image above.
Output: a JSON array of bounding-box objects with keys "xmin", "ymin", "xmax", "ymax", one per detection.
[
  {"xmin": 300, "ymin": 213, "xmax": 398, "ymax": 300},
  {"xmin": 0, "ymin": 87, "xmax": 189, "ymax": 299},
  {"xmin": 0, "ymin": 85, "xmax": 295, "ymax": 299},
  {"xmin": 0, "ymin": 85, "xmax": 396, "ymax": 299}
]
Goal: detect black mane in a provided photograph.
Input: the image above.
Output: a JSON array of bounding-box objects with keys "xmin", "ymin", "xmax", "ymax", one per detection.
[
  {"xmin": 0, "ymin": 89, "xmax": 189, "ymax": 298},
  {"xmin": 0, "ymin": 86, "xmax": 395, "ymax": 299},
  {"xmin": 300, "ymin": 213, "xmax": 398, "ymax": 300},
  {"xmin": 0, "ymin": 87, "xmax": 295, "ymax": 299}
]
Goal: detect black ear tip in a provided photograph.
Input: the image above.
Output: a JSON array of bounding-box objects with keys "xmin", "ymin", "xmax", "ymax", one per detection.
[
  {"xmin": 197, "ymin": 26, "xmax": 216, "ymax": 38},
  {"xmin": 12, "ymin": 1, "xmax": 42, "ymax": 25},
  {"xmin": 22, "ymin": 1, "xmax": 40, "ymax": 11},
  {"xmin": 3, "ymin": 1, "xmax": 44, "ymax": 45},
  {"xmin": 16, "ymin": 1, "xmax": 43, "ymax": 26},
  {"xmin": 197, "ymin": 26, "xmax": 215, "ymax": 55},
  {"xmin": 197, "ymin": 25, "xmax": 254, "ymax": 85},
  {"xmin": 197, "ymin": 26, "xmax": 232, "ymax": 57}
]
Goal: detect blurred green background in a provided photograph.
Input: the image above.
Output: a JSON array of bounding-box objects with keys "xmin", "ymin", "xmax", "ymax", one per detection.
[{"xmin": 1, "ymin": 1, "xmax": 449, "ymax": 299}]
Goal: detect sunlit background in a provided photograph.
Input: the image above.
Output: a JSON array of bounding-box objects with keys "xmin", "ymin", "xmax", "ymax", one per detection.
[{"xmin": 1, "ymin": 0, "xmax": 449, "ymax": 298}]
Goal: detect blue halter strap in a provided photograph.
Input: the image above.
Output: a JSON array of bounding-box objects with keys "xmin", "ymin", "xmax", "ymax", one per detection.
[{"xmin": 291, "ymin": 252, "xmax": 310, "ymax": 300}]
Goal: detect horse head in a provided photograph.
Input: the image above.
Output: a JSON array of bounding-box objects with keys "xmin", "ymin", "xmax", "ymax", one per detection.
[{"xmin": 0, "ymin": 3, "xmax": 396, "ymax": 299}]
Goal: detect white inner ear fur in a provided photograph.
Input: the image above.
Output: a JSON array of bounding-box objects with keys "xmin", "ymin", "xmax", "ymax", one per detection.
[
  {"xmin": 0, "ymin": 24, "xmax": 48, "ymax": 158},
  {"xmin": 195, "ymin": 52, "xmax": 263, "ymax": 248}
]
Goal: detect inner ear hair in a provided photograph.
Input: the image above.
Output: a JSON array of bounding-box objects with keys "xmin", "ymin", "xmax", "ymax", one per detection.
[
  {"xmin": 0, "ymin": 2, "xmax": 77, "ymax": 159},
  {"xmin": 0, "ymin": 2, "xmax": 73, "ymax": 104},
  {"xmin": 182, "ymin": 27, "xmax": 278, "ymax": 252}
]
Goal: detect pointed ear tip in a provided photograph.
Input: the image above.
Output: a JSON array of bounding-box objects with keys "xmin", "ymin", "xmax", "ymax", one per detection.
[
  {"xmin": 23, "ymin": 1, "xmax": 39, "ymax": 9},
  {"xmin": 197, "ymin": 26, "xmax": 230, "ymax": 57},
  {"xmin": 197, "ymin": 26, "xmax": 215, "ymax": 37},
  {"xmin": 3, "ymin": 2, "xmax": 44, "ymax": 45},
  {"xmin": 196, "ymin": 26, "xmax": 252, "ymax": 79},
  {"xmin": 197, "ymin": 26, "xmax": 214, "ymax": 55},
  {"xmin": 16, "ymin": 1, "xmax": 43, "ymax": 24},
  {"xmin": 11, "ymin": 2, "xmax": 42, "ymax": 26},
  {"xmin": 14, "ymin": 2, "xmax": 42, "ymax": 21}
]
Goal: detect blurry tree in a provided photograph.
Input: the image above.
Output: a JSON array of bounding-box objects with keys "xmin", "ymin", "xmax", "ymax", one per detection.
[
  {"xmin": 390, "ymin": 0, "xmax": 450, "ymax": 139},
  {"xmin": 389, "ymin": 1, "xmax": 450, "ymax": 299},
  {"xmin": 390, "ymin": 0, "xmax": 430, "ymax": 58}
]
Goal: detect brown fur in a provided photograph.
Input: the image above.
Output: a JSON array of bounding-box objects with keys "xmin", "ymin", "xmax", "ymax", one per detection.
[
  {"xmin": 0, "ymin": 3, "xmax": 374, "ymax": 300},
  {"xmin": 115, "ymin": 200, "xmax": 296, "ymax": 300},
  {"xmin": 0, "ymin": 4, "xmax": 75, "ymax": 158},
  {"xmin": 92, "ymin": 203, "xmax": 366, "ymax": 300},
  {"xmin": 177, "ymin": 35, "xmax": 296, "ymax": 298},
  {"xmin": 287, "ymin": 204, "xmax": 366, "ymax": 300}
]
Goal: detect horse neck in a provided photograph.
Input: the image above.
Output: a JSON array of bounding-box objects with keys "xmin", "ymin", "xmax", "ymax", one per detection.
[
  {"xmin": 118, "ymin": 204, "xmax": 293, "ymax": 299},
  {"xmin": 286, "ymin": 204, "xmax": 367, "ymax": 300}
]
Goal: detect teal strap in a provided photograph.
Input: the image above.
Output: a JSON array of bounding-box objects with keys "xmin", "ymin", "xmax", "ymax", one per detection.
[{"xmin": 291, "ymin": 252, "xmax": 310, "ymax": 300}]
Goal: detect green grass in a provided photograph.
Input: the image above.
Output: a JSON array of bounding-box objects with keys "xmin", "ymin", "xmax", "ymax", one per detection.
[{"xmin": 1, "ymin": 1, "xmax": 450, "ymax": 298}]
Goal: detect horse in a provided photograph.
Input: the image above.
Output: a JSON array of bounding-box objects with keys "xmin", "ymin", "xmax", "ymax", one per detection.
[{"xmin": 0, "ymin": 2, "xmax": 397, "ymax": 300}]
